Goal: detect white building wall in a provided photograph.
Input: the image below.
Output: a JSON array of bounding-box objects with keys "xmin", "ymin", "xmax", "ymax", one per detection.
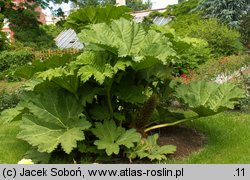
[{"xmin": 116, "ymin": 0, "xmax": 126, "ymax": 5}]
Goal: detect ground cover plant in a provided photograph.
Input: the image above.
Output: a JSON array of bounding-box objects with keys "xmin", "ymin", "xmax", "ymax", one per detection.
[{"xmin": 0, "ymin": 5, "xmax": 246, "ymax": 164}]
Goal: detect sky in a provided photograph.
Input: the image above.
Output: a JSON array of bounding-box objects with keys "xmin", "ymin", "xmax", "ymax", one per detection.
[{"xmin": 44, "ymin": 0, "xmax": 178, "ymax": 15}]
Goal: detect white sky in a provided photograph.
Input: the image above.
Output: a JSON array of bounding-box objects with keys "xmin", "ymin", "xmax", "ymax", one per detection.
[{"xmin": 44, "ymin": 0, "xmax": 178, "ymax": 15}]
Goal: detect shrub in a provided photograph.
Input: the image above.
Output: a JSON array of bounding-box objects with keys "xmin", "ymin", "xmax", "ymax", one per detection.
[
  {"xmin": 169, "ymin": 13, "xmax": 202, "ymax": 36},
  {"xmin": 0, "ymin": 91, "xmax": 20, "ymax": 112},
  {"xmin": 0, "ymin": 49, "xmax": 33, "ymax": 71},
  {"xmin": 151, "ymin": 25, "xmax": 211, "ymax": 74},
  {"xmin": 173, "ymin": 18, "xmax": 244, "ymax": 57},
  {"xmin": 0, "ymin": 70, "xmax": 21, "ymax": 82},
  {"xmin": 239, "ymin": 13, "xmax": 250, "ymax": 45}
]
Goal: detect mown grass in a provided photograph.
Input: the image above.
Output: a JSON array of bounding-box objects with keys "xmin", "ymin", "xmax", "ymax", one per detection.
[
  {"xmin": 0, "ymin": 111, "xmax": 249, "ymax": 164},
  {"xmin": 167, "ymin": 111, "xmax": 250, "ymax": 164}
]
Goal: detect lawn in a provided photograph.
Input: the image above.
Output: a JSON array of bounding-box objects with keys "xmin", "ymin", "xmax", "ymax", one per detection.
[
  {"xmin": 0, "ymin": 111, "xmax": 249, "ymax": 164},
  {"xmin": 170, "ymin": 111, "xmax": 250, "ymax": 164}
]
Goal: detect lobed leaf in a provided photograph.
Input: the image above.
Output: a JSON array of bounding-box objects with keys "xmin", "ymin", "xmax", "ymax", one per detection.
[
  {"xmin": 91, "ymin": 120, "xmax": 141, "ymax": 156},
  {"xmin": 127, "ymin": 134, "xmax": 176, "ymax": 161},
  {"xmin": 65, "ymin": 5, "xmax": 133, "ymax": 33},
  {"xmin": 175, "ymin": 81, "xmax": 245, "ymax": 116},
  {"xmin": 78, "ymin": 18, "xmax": 175, "ymax": 65},
  {"xmin": 17, "ymin": 89, "xmax": 91, "ymax": 154}
]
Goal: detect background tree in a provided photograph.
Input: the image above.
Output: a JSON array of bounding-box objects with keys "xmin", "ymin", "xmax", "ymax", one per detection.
[
  {"xmin": 197, "ymin": 0, "xmax": 250, "ymax": 29},
  {"xmin": 239, "ymin": 13, "xmax": 250, "ymax": 45},
  {"xmin": 3, "ymin": 2, "xmax": 55, "ymax": 49},
  {"xmin": 71, "ymin": 0, "xmax": 151, "ymax": 11},
  {"xmin": 72, "ymin": 0, "xmax": 116, "ymax": 6}
]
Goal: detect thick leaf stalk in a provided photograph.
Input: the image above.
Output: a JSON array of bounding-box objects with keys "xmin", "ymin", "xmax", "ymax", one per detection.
[{"xmin": 144, "ymin": 116, "xmax": 199, "ymax": 133}]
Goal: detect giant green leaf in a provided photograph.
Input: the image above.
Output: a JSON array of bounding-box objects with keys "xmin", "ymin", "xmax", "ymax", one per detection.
[
  {"xmin": 17, "ymin": 89, "xmax": 91, "ymax": 154},
  {"xmin": 89, "ymin": 104, "xmax": 110, "ymax": 121},
  {"xmin": 79, "ymin": 83, "xmax": 104, "ymax": 106},
  {"xmin": 37, "ymin": 67, "xmax": 79, "ymax": 96},
  {"xmin": 91, "ymin": 120, "xmax": 141, "ymax": 156},
  {"xmin": 14, "ymin": 55, "xmax": 73, "ymax": 80},
  {"xmin": 78, "ymin": 18, "xmax": 176, "ymax": 64},
  {"xmin": 115, "ymin": 82, "xmax": 148, "ymax": 104},
  {"xmin": 175, "ymin": 81, "xmax": 245, "ymax": 116},
  {"xmin": 75, "ymin": 51, "xmax": 130, "ymax": 84},
  {"xmin": 65, "ymin": 5, "xmax": 133, "ymax": 33}
]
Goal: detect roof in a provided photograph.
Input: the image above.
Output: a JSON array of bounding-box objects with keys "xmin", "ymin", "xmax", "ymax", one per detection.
[{"xmin": 55, "ymin": 29, "xmax": 84, "ymax": 50}]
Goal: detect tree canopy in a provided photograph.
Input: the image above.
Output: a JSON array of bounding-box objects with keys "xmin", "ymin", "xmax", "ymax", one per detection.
[{"xmin": 197, "ymin": 0, "xmax": 250, "ymax": 29}]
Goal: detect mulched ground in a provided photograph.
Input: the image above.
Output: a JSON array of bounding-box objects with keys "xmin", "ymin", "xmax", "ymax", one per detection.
[{"xmin": 157, "ymin": 126, "xmax": 206, "ymax": 160}]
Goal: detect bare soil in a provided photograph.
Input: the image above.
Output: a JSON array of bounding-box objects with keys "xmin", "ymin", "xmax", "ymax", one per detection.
[{"xmin": 157, "ymin": 126, "xmax": 206, "ymax": 160}]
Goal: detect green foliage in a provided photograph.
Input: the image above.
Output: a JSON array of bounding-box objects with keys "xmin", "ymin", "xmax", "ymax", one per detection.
[
  {"xmin": 163, "ymin": 0, "xmax": 201, "ymax": 17},
  {"xmin": 92, "ymin": 120, "xmax": 141, "ymax": 155},
  {"xmin": 23, "ymin": 148, "xmax": 51, "ymax": 164},
  {"xmin": 175, "ymin": 81, "xmax": 245, "ymax": 116},
  {"xmin": 197, "ymin": 0, "xmax": 250, "ymax": 29},
  {"xmin": 65, "ymin": 5, "xmax": 133, "ymax": 33},
  {"xmin": 3, "ymin": 5, "xmax": 55, "ymax": 50},
  {"xmin": 126, "ymin": 0, "xmax": 152, "ymax": 11},
  {"xmin": 169, "ymin": 13, "xmax": 202, "ymax": 36},
  {"xmin": 0, "ymin": 91, "xmax": 20, "ymax": 112},
  {"xmin": 17, "ymin": 89, "xmax": 91, "ymax": 154},
  {"xmin": 151, "ymin": 25, "xmax": 211, "ymax": 73},
  {"xmin": 238, "ymin": 72, "xmax": 250, "ymax": 112},
  {"xmin": 239, "ymin": 13, "xmax": 250, "ymax": 45},
  {"xmin": 70, "ymin": 0, "xmax": 116, "ymax": 7},
  {"xmin": 0, "ymin": 49, "xmax": 33, "ymax": 71},
  {"xmin": 76, "ymin": 52, "xmax": 116, "ymax": 84},
  {"xmin": 0, "ymin": 121, "xmax": 30, "ymax": 164},
  {"xmin": 78, "ymin": 18, "xmax": 175, "ymax": 63},
  {"xmin": 41, "ymin": 24, "xmax": 65, "ymax": 39},
  {"xmin": 127, "ymin": 134, "xmax": 176, "ymax": 161},
  {"xmin": 14, "ymin": 54, "xmax": 74, "ymax": 80},
  {"xmin": 1, "ymin": 5, "xmax": 246, "ymax": 163},
  {"xmin": 173, "ymin": 18, "xmax": 243, "ymax": 57},
  {"xmin": 166, "ymin": 1, "xmax": 245, "ymax": 57},
  {"xmin": 115, "ymin": 81, "xmax": 148, "ymax": 104},
  {"xmin": 8, "ymin": 16, "xmax": 178, "ymax": 162},
  {"xmin": 0, "ymin": 103, "xmax": 27, "ymax": 123},
  {"xmin": 0, "ymin": 49, "xmax": 33, "ymax": 82}
]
